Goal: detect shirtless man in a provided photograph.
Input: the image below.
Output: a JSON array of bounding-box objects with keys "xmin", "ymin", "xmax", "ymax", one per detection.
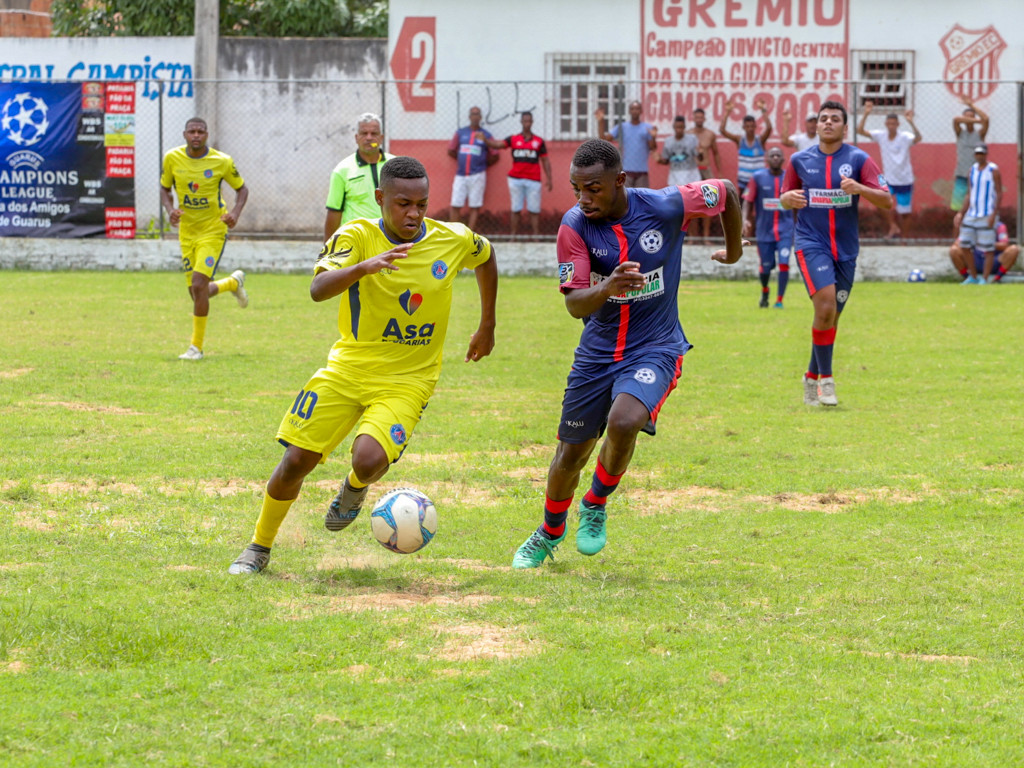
[{"xmin": 689, "ymin": 108, "xmax": 721, "ymax": 239}]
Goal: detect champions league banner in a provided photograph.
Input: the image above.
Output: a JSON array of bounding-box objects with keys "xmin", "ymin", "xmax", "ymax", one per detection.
[{"xmin": 0, "ymin": 81, "xmax": 135, "ymax": 238}]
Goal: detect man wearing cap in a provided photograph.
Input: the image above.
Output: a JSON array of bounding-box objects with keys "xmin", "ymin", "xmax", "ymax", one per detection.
[
  {"xmin": 953, "ymin": 144, "xmax": 1003, "ymax": 284},
  {"xmin": 323, "ymin": 113, "xmax": 390, "ymax": 242},
  {"xmin": 781, "ymin": 111, "xmax": 819, "ymax": 152}
]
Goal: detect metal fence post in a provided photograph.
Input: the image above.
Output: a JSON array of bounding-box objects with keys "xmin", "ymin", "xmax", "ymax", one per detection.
[{"xmin": 158, "ymin": 79, "xmax": 164, "ymax": 239}]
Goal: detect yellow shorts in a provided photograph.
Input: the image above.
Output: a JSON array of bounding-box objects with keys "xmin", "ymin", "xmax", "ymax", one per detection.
[
  {"xmin": 180, "ymin": 233, "xmax": 227, "ymax": 284},
  {"xmin": 276, "ymin": 366, "xmax": 436, "ymax": 464}
]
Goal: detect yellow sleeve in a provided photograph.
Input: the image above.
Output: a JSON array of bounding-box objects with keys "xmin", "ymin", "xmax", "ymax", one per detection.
[
  {"xmin": 159, "ymin": 152, "xmax": 174, "ymax": 189},
  {"xmin": 314, "ymin": 224, "xmax": 365, "ymax": 274},
  {"xmin": 222, "ymin": 155, "xmax": 245, "ymax": 190}
]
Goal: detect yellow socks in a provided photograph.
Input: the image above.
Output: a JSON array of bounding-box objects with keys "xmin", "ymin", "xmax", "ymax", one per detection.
[
  {"xmin": 347, "ymin": 470, "xmax": 368, "ymax": 490},
  {"xmin": 190, "ymin": 314, "xmax": 207, "ymax": 350},
  {"xmin": 253, "ymin": 491, "xmax": 296, "ymax": 549},
  {"xmin": 212, "ymin": 275, "xmax": 238, "ymax": 295}
]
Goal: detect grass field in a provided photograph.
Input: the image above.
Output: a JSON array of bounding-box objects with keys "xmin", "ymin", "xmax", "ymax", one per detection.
[{"xmin": 1, "ymin": 270, "xmax": 1023, "ymax": 767}]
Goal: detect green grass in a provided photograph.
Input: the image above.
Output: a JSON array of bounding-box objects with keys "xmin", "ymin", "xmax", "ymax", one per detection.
[{"xmin": 1, "ymin": 271, "xmax": 1022, "ymax": 767}]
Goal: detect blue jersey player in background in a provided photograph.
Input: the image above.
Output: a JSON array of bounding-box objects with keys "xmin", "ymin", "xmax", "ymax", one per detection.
[
  {"xmin": 781, "ymin": 101, "xmax": 891, "ymax": 408},
  {"xmin": 512, "ymin": 139, "xmax": 746, "ymax": 568},
  {"xmin": 742, "ymin": 146, "xmax": 794, "ymax": 308}
]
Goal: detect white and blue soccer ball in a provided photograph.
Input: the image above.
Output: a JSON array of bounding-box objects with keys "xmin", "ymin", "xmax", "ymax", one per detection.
[
  {"xmin": 1, "ymin": 92, "xmax": 50, "ymax": 147},
  {"xmin": 907, "ymin": 269, "xmax": 926, "ymax": 283},
  {"xmin": 370, "ymin": 488, "xmax": 437, "ymax": 554}
]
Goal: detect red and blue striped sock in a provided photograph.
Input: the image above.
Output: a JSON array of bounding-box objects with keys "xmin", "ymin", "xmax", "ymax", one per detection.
[
  {"xmin": 812, "ymin": 326, "xmax": 837, "ymax": 378},
  {"xmin": 541, "ymin": 495, "xmax": 573, "ymax": 539},
  {"xmin": 777, "ymin": 264, "xmax": 789, "ymax": 300},
  {"xmin": 583, "ymin": 458, "xmax": 623, "ymax": 508}
]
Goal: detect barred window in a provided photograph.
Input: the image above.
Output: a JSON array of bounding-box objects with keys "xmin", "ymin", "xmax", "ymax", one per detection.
[
  {"xmin": 853, "ymin": 50, "xmax": 915, "ymax": 110},
  {"xmin": 547, "ymin": 55, "xmax": 634, "ymax": 140}
]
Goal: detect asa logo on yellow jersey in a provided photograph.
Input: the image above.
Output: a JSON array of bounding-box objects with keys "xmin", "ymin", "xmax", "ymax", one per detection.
[{"xmin": 383, "ymin": 289, "xmax": 435, "ymax": 345}]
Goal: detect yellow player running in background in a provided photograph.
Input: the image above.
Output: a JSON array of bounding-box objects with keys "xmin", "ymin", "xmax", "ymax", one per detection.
[{"xmin": 160, "ymin": 117, "xmax": 250, "ymax": 361}]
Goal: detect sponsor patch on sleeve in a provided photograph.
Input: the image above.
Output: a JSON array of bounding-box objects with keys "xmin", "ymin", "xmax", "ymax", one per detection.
[
  {"xmin": 558, "ymin": 262, "xmax": 574, "ymax": 285},
  {"xmin": 700, "ymin": 182, "xmax": 720, "ymax": 208}
]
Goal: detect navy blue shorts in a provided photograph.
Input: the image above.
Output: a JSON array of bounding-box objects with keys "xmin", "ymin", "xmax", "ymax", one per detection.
[
  {"xmin": 796, "ymin": 248, "xmax": 856, "ymax": 314},
  {"xmin": 557, "ymin": 351, "xmax": 684, "ymax": 444},
  {"xmin": 757, "ymin": 240, "xmax": 792, "ymax": 273}
]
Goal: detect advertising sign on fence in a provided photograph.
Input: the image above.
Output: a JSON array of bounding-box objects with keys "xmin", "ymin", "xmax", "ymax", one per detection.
[{"xmin": 0, "ymin": 81, "xmax": 135, "ymax": 238}]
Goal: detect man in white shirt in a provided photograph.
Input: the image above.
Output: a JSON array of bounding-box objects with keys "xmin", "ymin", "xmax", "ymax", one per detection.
[
  {"xmin": 856, "ymin": 101, "xmax": 922, "ymax": 238},
  {"xmin": 780, "ymin": 112, "xmax": 819, "ymax": 152}
]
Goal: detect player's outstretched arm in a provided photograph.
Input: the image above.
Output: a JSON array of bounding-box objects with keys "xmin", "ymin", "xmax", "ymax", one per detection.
[
  {"xmin": 310, "ymin": 243, "xmax": 411, "ymax": 302},
  {"xmin": 465, "ymin": 245, "xmax": 498, "ymax": 362},
  {"xmin": 711, "ymin": 180, "xmax": 745, "ymax": 264},
  {"xmin": 564, "ymin": 261, "xmax": 645, "ymax": 319}
]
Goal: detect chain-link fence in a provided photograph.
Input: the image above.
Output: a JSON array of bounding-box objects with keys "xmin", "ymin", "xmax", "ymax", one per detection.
[{"xmin": 139, "ymin": 78, "xmax": 1022, "ymax": 241}]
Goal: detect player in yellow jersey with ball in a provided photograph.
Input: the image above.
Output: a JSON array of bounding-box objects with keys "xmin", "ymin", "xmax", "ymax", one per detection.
[
  {"xmin": 229, "ymin": 156, "xmax": 498, "ymax": 575},
  {"xmin": 160, "ymin": 117, "xmax": 250, "ymax": 361}
]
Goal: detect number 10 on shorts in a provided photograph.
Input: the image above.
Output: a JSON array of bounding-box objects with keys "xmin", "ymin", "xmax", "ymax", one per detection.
[{"xmin": 290, "ymin": 389, "xmax": 318, "ymax": 420}]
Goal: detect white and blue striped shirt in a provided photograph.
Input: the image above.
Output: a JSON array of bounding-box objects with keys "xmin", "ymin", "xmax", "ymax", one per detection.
[{"xmin": 966, "ymin": 162, "xmax": 998, "ymax": 218}]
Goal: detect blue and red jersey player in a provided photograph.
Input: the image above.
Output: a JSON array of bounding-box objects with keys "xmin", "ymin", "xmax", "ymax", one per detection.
[
  {"xmin": 743, "ymin": 146, "xmax": 794, "ymax": 308},
  {"xmin": 512, "ymin": 139, "xmax": 746, "ymax": 569},
  {"xmin": 780, "ymin": 100, "xmax": 891, "ymax": 407}
]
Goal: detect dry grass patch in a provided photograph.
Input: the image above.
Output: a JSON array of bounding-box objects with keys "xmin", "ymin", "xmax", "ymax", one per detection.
[
  {"xmin": 29, "ymin": 398, "xmax": 144, "ymax": 416},
  {"xmin": 631, "ymin": 486, "xmax": 731, "ymax": 516},
  {"xmin": 0, "ymin": 562, "xmax": 43, "ymax": 570},
  {"xmin": 862, "ymin": 651, "xmax": 978, "ymax": 665},
  {"xmin": 0, "ymin": 367, "xmax": 32, "ymax": 379},
  {"xmin": 433, "ymin": 622, "xmax": 540, "ymax": 662},
  {"xmin": 279, "ymin": 590, "xmax": 503, "ymax": 619},
  {"xmin": 40, "ymin": 480, "xmax": 143, "ymax": 496},
  {"xmin": 12, "ymin": 510, "xmax": 54, "ymax": 531}
]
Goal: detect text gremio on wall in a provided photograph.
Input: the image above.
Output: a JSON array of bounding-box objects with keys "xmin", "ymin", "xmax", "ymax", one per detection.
[{"xmin": 641, "ymin": 0, "xmax": 848, "ymax": 132}]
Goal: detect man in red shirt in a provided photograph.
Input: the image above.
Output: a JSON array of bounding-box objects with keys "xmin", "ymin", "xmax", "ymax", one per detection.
[{"xmin": 488, "ymin": 111, "xmax": 553, "ymax": 236}]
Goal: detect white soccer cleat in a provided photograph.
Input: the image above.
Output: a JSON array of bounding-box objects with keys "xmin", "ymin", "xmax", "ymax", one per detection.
[
  {"xmin": 803, "ymin": 376, "xmax": 820, "ymax": 406},
  {"xmin": 231, "ymin": 270, "xmax": 248, "ymax": 308},
  {"xmin": 817, "ymin": 376, "xmax": 838, "ymax": 407},
  {"xmin": 178, "ymin": 344, "xmax": 204, "ymax": 361}
]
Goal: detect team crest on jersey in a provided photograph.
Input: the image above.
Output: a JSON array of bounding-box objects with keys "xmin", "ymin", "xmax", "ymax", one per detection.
[
  {"xmin": 634, "ymin": 367, "xmax": 657, "ymax": 384},
  {"xmin": 204, "ymin": 256, "xmax": 215, "ymax": 267},
  {"xmin": 877, "ymin": 173, "xmax": 888, "ymax": 189},
  {"xmin": 838, "ymin": 163, "xmax": 853, "ymax": 178},
  {"xmin": 700, "ymin": 182, "xmax": 719, "ymax": 208},
  {"xmin": 389, "ymin": 424, "xmax": 407, "ymax": 445},
  {"xmin": 559, "ymin": 262, "xmax": 574, "ymax": 285},
  {"xmin": 398, "ymin": 289, "xmax": 423, "ymax": 315},
  {"xmin": 204, "ymin": 169, "xmax": 213, "ymax": 178},
  {"xmin": 431, "ymin": 260, "xmax": 448, "ymax": 279},
  {"xmin": 836, "ymin": 289, "xmax": 850, "ymax": 304},
  {"xmin": 188, "ymin": 181, "xmax": 199, "ymax": 192},
  {"xmin": 639, "ymin": 229, "xmax": 663, "ymax": 254}
]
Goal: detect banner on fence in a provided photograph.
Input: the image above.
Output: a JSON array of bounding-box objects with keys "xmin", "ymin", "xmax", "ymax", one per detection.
[{"xmin": 0, "ymin": 81, "xmax": 136, "ymax": 238}]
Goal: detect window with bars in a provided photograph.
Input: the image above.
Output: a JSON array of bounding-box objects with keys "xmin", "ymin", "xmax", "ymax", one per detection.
[
  {"xmin": 853, "ymin": 50, "xmax": 915, "ymax": 110},
  {"xmin": 548, "ymin": 56, "xmax": 633, "ymax": 140}
]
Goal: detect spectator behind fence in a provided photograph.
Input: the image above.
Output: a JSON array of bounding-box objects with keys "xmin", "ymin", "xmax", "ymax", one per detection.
[
  {"xmin": 448, "ymin": 106, "xmax": 500, "ymax": 230},
  {"xmin": 485, "ymin": 111, "xmax": 553, "ymax": 237},
  {"xmin": 658, "ymin": 115, "xmax": 701, "ymax": 186},
  {"xmin": 951, "ymin": 97, "xmax": 990, "ymax": 212},
  {"xmin": 690, "ymin": 108, "xmax": 721, "ymax": 239},
  {"xmin": 953, "ymin": 144, "xmax": 1003, "ymax": 284},
  {"xmin": 595, "ymin": 101, "xmax": 657, "ymax": 187},
  {"xmin": 856, "ymin": 102, "xmax": 922, "ymax": 239},
  {"xmin": 323, "ymin": 112, "xmax": 390, "ymax": 243},
  {"xmin": 719, "ymin": 99, "xmax": 772, "ymax": 189},
  {"xmin": 780, "ymin": 111, "xmax": 819, "ymax": 152},
  {"xmin": 950, "ymin": 212, "xmax": 1018, "ymax": 284},
  {"xmin": 160, "ymin": 116, "xmax": 249, "ymax": 362}
]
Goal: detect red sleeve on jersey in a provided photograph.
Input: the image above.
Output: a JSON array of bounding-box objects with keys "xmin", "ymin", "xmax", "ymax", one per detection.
[
  {"xmin": 781, "ymin": 164, "xmax": 803, "ymax": 194},
  {"xmin": 859, "ymin": 155, "xmax": 888, "ymax": 191},
  {"xmin": 557, "ymin": 223, "xmax": 592, "ymax": 293},
  {"xmin": 680, "ymin": 179, "xmax": 726, "ymax": 228},
  {"xmin": 447, "ymin": 132, "xmax": 459, "ymax": 152},
  {"xmin": 742, "ymin": 178, "xmax": 758, "ymax": 202}
]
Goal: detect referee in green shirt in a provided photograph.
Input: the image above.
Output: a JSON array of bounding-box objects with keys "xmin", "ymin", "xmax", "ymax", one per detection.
[{"xmin": 323, "ymin": 112, "xmax": 391, "ymax": 242}]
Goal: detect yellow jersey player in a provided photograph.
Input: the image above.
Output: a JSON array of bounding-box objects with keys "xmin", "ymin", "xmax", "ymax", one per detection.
[
  {"xmin": 228, "ymin": 156, "xmax": 498, "ymax": 575},
  {"xmin": 160, "ymin": 117, "xmax": 250, "ymax": 361}
]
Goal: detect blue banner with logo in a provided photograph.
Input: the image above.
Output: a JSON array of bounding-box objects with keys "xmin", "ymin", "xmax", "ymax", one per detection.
[{"xmin": 0, "ymin": 81, "xmax": 135, "ymax": 238}]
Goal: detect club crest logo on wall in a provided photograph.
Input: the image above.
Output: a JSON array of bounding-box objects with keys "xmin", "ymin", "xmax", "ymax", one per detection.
[{"xmin": 939, "ymin": 24, "xmax": 1007, "ymax": 101}]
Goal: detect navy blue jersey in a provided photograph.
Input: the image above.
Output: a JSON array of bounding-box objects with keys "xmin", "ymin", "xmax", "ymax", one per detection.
[
  {"xmin": 556, "ymin": 181, "xmax": 725, "ymax": 364},
  {"xmin": 782, "ymin": 144, "xmax": 887, "ymax": 261},
  {"xmin": 744, "ymin": 168, "xmax": 793, "ymax": 244}
]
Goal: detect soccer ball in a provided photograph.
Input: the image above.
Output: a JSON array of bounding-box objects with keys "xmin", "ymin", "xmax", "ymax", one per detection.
[
  {"xmin": 907, "ymin": 269, "xmax": 926, "ymax": 282},
  {"xmin": 370, "ymin": 488, "xmax": 437, "ymax": 554},
  {"xmin": 1, "ymin": 92, "xmax": 50, "ymax": 147}
]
